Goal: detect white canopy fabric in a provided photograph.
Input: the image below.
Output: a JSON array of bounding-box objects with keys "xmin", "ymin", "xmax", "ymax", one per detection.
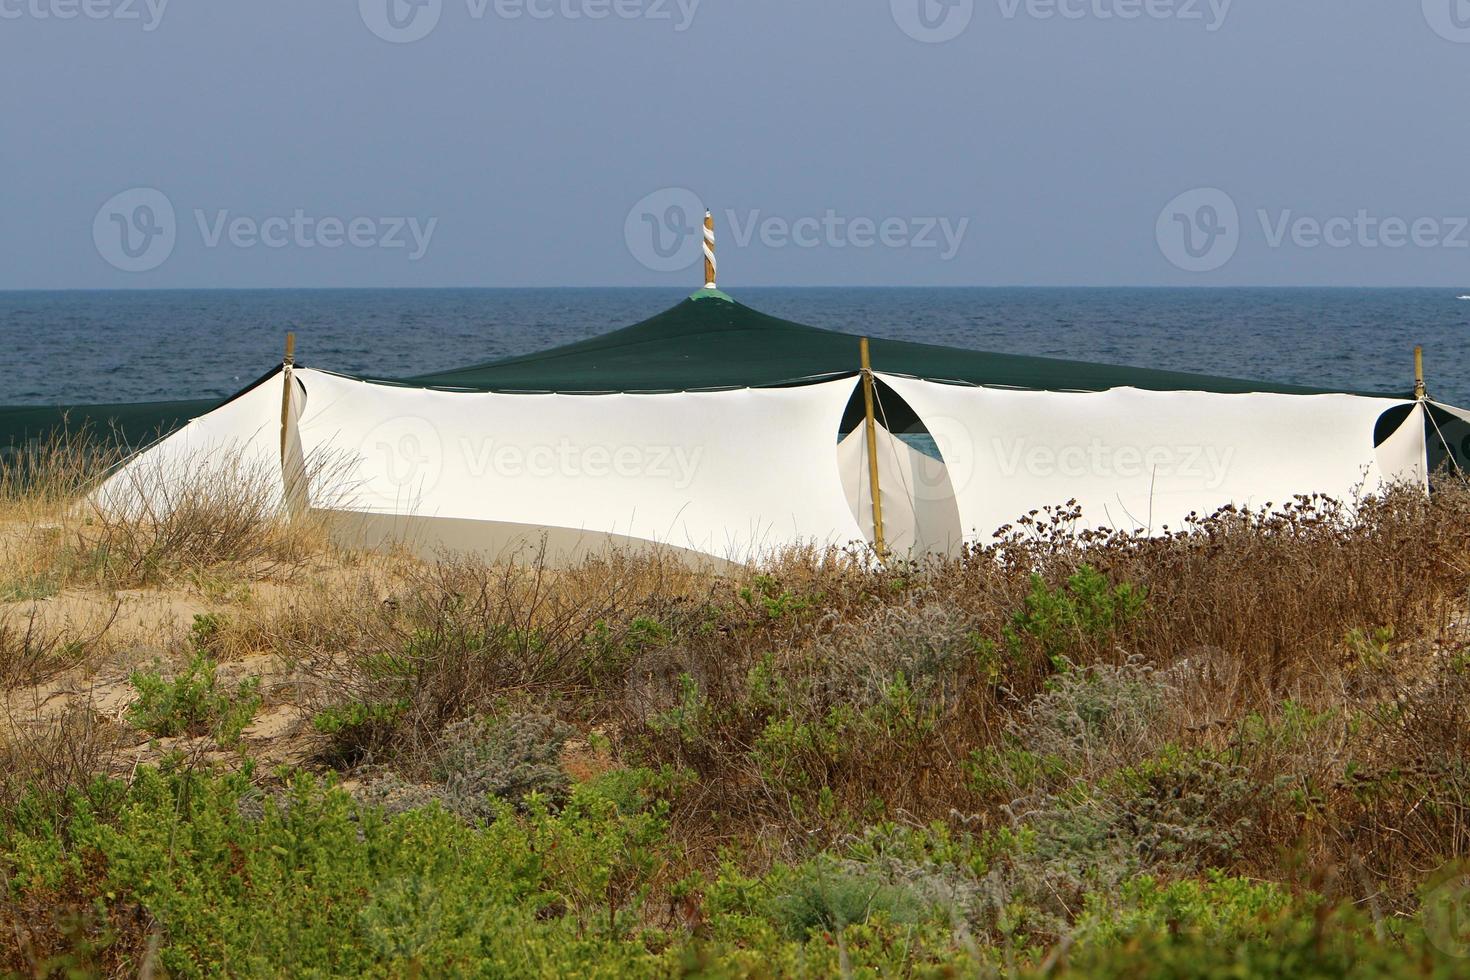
[
  {"xmin": 92, "ymin": 377, "xmax": 290, "ymax": 518},
  {"xmin": 879, "ymin": 373, "xmax": 1427, "ymax": 542},
  {"xmin": 291, "ymin": 369, "xmax": 869, "ymax": 565},
  {"xmin": 1434, "ymin": 402, "xmax": 1470, "ymax": 426},
  {"xmin": 91, "ymin": 365, "xmax": 1438, "ymax": 566}
]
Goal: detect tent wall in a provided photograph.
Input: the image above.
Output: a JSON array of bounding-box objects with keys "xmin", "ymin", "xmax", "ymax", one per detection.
[
  {"xmin": 880, "ymin": 374, "xmax": 1424, "ymax": 542},
  {"xmin": 293, "ymin": 369, "xmax": 868, "ymax": 565},
  {"xmin": 92, "ymin": 375, "xmax": 287, "ymax": 517},
  {"xmin": 87, "ymin": 363, "xmax": 1441, "ymax": 568}
]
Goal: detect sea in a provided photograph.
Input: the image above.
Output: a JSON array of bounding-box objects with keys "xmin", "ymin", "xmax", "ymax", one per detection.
[{"xmin": 1, "ymin": 288, "xmax": 1465, "ymax": 407}]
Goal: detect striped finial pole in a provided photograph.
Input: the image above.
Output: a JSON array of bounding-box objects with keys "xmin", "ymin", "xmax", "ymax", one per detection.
[{"xmin": 703, "ymin": 210, "xmax": 717, "ymax": 289}]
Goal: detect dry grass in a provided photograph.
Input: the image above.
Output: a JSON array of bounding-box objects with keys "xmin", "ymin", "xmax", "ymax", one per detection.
[
  {"xmin": 0, "ymin": 704, "xmax": 124, "ymax": 824},
  {"xmin": 0, "ymin": 607, "xmax": 117, "ymax": 690},
  {"xmin": 1, "ymin": 439, "xmax": 330, "ymax": 597},
  {"xmin": 250, "ymin": 547, "xmax": 726, "ymax": 767},
  {"xmin": 82, "ymin": 458, "xmax": 320, "ymax": 588},
  {"xmin": 0, "ymin": 423, "xmax": 129, "ymax": 520}
]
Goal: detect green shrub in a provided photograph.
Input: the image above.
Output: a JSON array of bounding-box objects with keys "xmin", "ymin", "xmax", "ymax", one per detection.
[
  {"xmin": 739, "ymin": 574, "xmax": 814, "ymax": 620},
  {"xmin": 0, "ymin": 766, "xmax": 676, "ymax": 977},
  {"xmin": 126, "ymin": 652, "xmax": 260, "ymax": 745},
  {"xmin": 310, "ymin": 698, "xmax": 409, "ymax": 766},
  {"xmin": 1006, "ymin": 565, "xmax": 1147, "ymax": 669},
  {"xmin": 1055, "ymin": 894, "xmax": 1459, "ymax": 979},
  {"xmin": 971, "ymin": 747, "xmax": 1270, "ymax": 945},
  {"xmin": 188, "ymin": 611, "xmax": 226, "ymax": 651},
  {"xmin": 771, "ymin": 862, "xmax": 928, "ymax": 939},
  {"xmin": 1072, "ymin": 871, "xmax": 1294, "ymax": 947},
  {"xmin": 0, "ymin": 573, "xmax": 59, "ymax": 602},
  {"xmin": 2, "ymin": 765, "xmax": 1462, "ymax": 977},
  {"xmin": 965, "ymin": 743, "xmax": 1069, "ymax": 798},
  {"xmin": 1240, "ymin": 699, "xmax": 1339, "ymax": 750}
]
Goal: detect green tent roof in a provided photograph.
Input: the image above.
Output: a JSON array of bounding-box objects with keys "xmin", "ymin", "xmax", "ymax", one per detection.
[
  {"xmin": 402, "ymin": 290, "xmax": 1377, "ymax": 396},
  {"xmin": 0, "ymin": 397, "xmax": 218, "ymax": 454},
  {"xmin": 0, "ymin": 291, "xmax": 1405, "ymax": 456}
]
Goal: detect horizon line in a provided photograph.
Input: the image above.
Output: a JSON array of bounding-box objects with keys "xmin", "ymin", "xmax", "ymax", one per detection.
[{"xmin": 2, "ymin": 283, "xmax": 1469, "ymax": 294}]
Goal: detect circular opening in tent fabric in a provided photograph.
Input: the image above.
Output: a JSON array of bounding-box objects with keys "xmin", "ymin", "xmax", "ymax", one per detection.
[
  {"xmin": 1372, "ymin": 402, "xmax": 1469, "ymax": 489},
  {"xmin": 836, "ymin": 378, "xmax": 964, "ymax": 558},
  {"xmin": 1425, "ymin": 405, "xmax": 1470, "ymax": 483}
]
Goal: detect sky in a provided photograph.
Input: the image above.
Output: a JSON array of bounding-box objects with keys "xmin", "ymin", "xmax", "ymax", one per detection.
[{"xmin": 2, "ymin": 1, "xmax": 1469, "ymax": 289}]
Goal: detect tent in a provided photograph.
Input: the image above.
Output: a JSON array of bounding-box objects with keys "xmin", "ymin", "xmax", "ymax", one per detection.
[{"xmin": 7, "ymin": 287, "xmax": 1468, "ymax": 567}]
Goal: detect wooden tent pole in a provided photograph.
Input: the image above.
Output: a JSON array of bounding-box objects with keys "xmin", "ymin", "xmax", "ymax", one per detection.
[
  {"xmin": 859, "ymin": 337, "xmax": 887, "ymax": 558},
  {"xmin": 280, "ymin": 332, "xmax": 296, "ymax": 464},
  {"xmin": 1414, "ymin": 346, "xmax": 1426, "ymax": 401}
]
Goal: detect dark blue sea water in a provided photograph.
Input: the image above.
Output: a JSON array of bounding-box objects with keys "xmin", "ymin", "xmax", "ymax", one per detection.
[{"xmin": 1, "ymin": 288, "xmax": 1466, "ymax": 407}]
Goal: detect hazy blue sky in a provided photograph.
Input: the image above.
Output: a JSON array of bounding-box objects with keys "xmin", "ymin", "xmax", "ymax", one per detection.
[{"xmin": 3, "ymin": 1, "xmax": 1468, "ymax": 288}]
